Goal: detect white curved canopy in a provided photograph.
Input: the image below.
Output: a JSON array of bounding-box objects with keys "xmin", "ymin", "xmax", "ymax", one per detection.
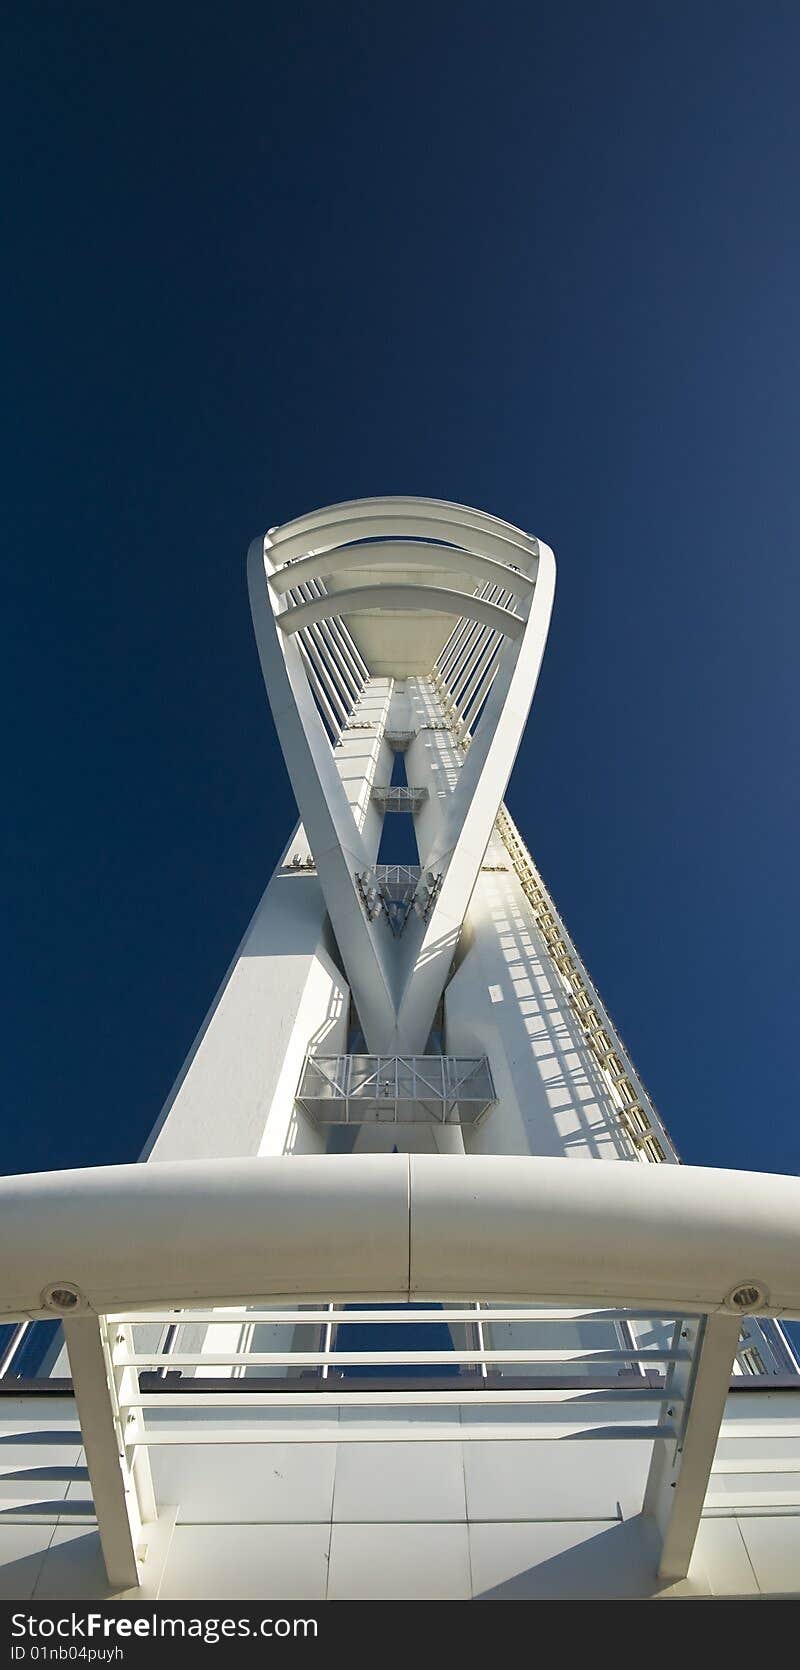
[
  {"xmin": 268, "ymin": 498, "xmax": 539, "ymax": 569},
  {"xmin": 276, "ymin": 583, "xmax": 524, "ymax": 641},
  {"xmin": 2, "ymin": 1153, "xmax": 799, "ymax": 1319},
  {"xmin": 268, "ymin": 540, "xmax": 535, "ymax": 599}
]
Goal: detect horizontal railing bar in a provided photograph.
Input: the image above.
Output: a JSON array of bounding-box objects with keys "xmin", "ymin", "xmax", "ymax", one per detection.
[
  {"xmin": 128, "ymin": 1421, "xmax": 677, "ymax": 1446},
  {"xmin": 718, "ymin": 1424, "xmax": 800, "ymax": 1440},
  {"xmin": 121, "ymin": 1388, "xmax": 681, "ymax": 1410},
  {"xmin": 119, "ymin": 1347, "xmax": 690, "ymax": 1368},
  {"xmin": 5, "ymin": 1374, "xmax": 796, "ymax": 1397},
  {"xmin": 712, "ymin": 1458, "xmax": 800, "ymax": 1475},
  {"xmin": 704, "ymin": 1490, "xmax": 800, "ymax": 1509},
  {"xmin": 134, "ymin": 1376, "xmax": 676, "ymax": 1401},
  {"xmin": 110, "ymin": 1308, "xmax": 685, "ymax": 1326}
]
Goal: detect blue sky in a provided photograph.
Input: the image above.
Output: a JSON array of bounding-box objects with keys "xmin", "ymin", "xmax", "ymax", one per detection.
[{"xmin": 2, "ymin": 2, "xmax": 799, "ymax": 1185}]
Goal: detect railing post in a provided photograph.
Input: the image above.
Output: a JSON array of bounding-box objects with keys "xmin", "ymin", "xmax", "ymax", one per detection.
[
  {"xmin": 644, "ymin": 1312, "xmax": 741, "ymax": 1581},
  {"xmin": 64, "ymin": 1314, "xmax": 155, "ymax": 1589}
]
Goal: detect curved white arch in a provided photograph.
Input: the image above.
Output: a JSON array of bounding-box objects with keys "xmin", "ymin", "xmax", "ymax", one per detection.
[
  {"xmin": 277, "ymin": 584, "xmax": 524, "ymax": 641},
  {"xmin": 2, "ymin": 1153, "xmax": 799, "ymax": 1318},
  {"xmin": 269, "ymin": 540, "xmax": 535, "ymax": 599},
  {"xmin": 269, "ymin": 507, "xmax": 539, "ymax": 569},
  {"xmin": 270, "ymin": 494, "xmax": 540, "ymax": 555}
]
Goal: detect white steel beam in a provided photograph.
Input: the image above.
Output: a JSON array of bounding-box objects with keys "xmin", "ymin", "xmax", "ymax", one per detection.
[
  {"xmin": 441, "ymin": 592, "xmax": 500, "ymax": 685},
  {"xmin": 334, "ymin": 610, "xmax": 370, "ymax": 681},
  {"xmin": 118, "ymin": 1346, "xmax": 690, "ymax": 1368},
  {"xmin": 437, "ymin": 604, "xmax": 483, "ymax": 678},
  {"xmin": 268, "ymin": 540, "xmax": 534, "ymax": 599},
  {"xmin": 277, "ymin": 583, "xmax": 524, "ymax": 642},
  {"xmin": 268, "ymin": 504, "xmax": 539, "ymax": 569},
  {"xmin": 63, "ymin": 1316, "xmax": 148, "ymax": 1589},
  {"xmin": 462, "ymin": 655, "xmax": 501, "ymax": 732},
  {"xmin": 308, "ymin": 598, "xmax": 363, "ymax": 700},
  {"xmin": 268, "ymin": 495, "xmax": 540, "ymax": 555},
  {"xmin": 450, "ymin": 622, "xmax": 494, "ymax": 704},
  {"xmin": 454, "ymin": 632, "xmax": 500, "ymax": 717},
  {"xmin": 296, "ymin": 585, "xmax": 359, "ymax": 708},
  {"xmin": 644, "ymin": 1312, "xmax": 743, "ymax": 1580},
  {"xmin": 296, "ymin": 635, "xmax": 341, "ymax": 741},
  {"xmin": 4, "ymin": 1152, "xmax": 800, "ymax": 1318},
  {"xmin": 299, "ymin": 624, "xmax": 350, "ymax": 725}
]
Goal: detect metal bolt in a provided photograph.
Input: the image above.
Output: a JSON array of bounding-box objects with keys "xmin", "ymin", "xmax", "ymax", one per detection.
[{"xmin": 46, "ymin": 1285, "xmax": 80, "ymax": 1311}]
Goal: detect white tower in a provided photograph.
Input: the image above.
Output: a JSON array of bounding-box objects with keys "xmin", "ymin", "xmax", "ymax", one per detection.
[{"xmin": 2, "ymin": 497, "xmax": 800, "ymax": 1602}]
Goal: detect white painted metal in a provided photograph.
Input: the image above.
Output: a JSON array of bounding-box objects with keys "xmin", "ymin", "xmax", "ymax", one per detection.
[
  {"xmin": 121, "ymin": 1422, "xmax": 678, "ymax": 1444},
  {"xmin": 63, "ymin": 1317, "xmax": 149, "ymax": 1588},
  {"xmin": 119, "ymin": 1348, "xmax": 689, "ymax": 1368},
  {"xmin": 645, "ymin": 1313, "xmax": 744, "ymax": 1579},
  {"xmin": 2, "ymin": 1153, "xmax": 800, "ymax": 1318},
  {"xmin": 269, "ymin": 540, "xmax": 535, "ymax": 599},
  {"xmin": 268, "ymin": 502, "xmax": 540, "ymax": 569},
  {"xmin": 278, "ymin": 583, "xmax": 524, "ymax": 642},
  {"xmin": 0, "ymin": 1321, "xmax": 29, "ymax": 1375},
  {"xmin": 248, "ymin": 500, "xmax": 557, "ymax": 1053}
]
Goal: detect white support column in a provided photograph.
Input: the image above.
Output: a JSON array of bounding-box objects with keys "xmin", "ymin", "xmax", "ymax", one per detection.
[
  {"xmin": 64, "ymin": 1315, "xmax": 153, "ymax": 1589},
  {"xmin": 458, "ymin": 634, "xmax": 501, "ymax": 721},
  {"xmin": 451, "ymin": 624, "xmax": 492, "ymax": 705},
  {"xmin": 437, "ymin": 607, "xmax": 477, "ymax": 678},
  {"xmin": 297, "ymin": 585, "xmax": 357, "ymax": 711},
  {"xmin": 304, "ymin": 629, "xmax": 350, "ymax": 724},
  {"xmin": 307, "ymin": 581, "xmax": 365, "ymax": 697},
  {"xmin": 296, "ymin": 635, "xmax": 341, "ymax": 740},
  {"xmin": 644, "ymin": 1312, "xmax": 742, "ymax": 1581},
  {"xmin": 445, "ymin": 607, "xmax": 495, "ymax": 691},
  {"xmin": 462, "ymin": 653, "xmax": 501, "ymax": 731}
]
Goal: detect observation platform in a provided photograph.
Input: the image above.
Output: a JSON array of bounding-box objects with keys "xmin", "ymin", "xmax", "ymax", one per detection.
[{"xmin": 295, "ymin": 1054, "xmax": 497, "ymax": 1126}]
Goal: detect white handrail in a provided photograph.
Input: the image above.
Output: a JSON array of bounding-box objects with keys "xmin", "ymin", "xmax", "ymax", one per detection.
[{"xmin": 1, "ymin": 1152, "xmax": 799, "ymax": 1320}]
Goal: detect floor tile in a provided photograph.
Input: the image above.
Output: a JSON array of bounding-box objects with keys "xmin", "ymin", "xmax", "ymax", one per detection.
[
  {"xmin": 328, "ymin": 1522, "xmax": 471, "ymax": 1599},
  {"xmin": 470, "ymin": 1515, "xmax": 660, "ymax": 1599},
  {"xmin": 333, "ymin": 1441, "xmax": 466, "ymax": 1522},
  {"xmin": 464, "ymin": 1438, "xmax": 646, "ymax": 1522},
  {"xmin": 737, "ymin": 1514, "xmax": 800, "ymax": 1595},
  {"xmin": 0, "ymin": 1525, "xmax": 56, "ymax": 1598},
  {"xmin": 161, "ymin": 1523, "xmax": 331, "ymax": 1600}
]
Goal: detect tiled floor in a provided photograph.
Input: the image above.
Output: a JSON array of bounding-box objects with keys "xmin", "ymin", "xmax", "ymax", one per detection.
[
  {"xmin": 162, "ymin": 1524, "xmax": 332, "ymax": 1600},
  {"xmin": 327, "ymin": 1523, "xmax": 472, "ymax": 1601}
]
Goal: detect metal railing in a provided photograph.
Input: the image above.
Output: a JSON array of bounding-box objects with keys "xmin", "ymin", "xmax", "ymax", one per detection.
[
  {"xmin": 295, "ymin": 1053, "xmax": 496, "ymax": 1125},
  {"xmin": 56, "ymin": 1296, "xmax": 790, "ymax": 1586},
  {"xmin": 102, "ymin": 1302, "xmax": 694, "ymax": 1437},
  {"xmin": 355, "ymin": 865, "xmax": 442, "ymax": 934},
  {"xmin": 370, "ymin": 785, "xmax": 428, "ymax": 812}
]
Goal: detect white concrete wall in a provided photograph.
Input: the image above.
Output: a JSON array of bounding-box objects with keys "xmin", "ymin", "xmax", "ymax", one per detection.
[
  {"xmin": 332, "ymin": 677, "xmax": 393, "ymax": 856},
  {"xmin": 142, "ymin": 843, "xmax": 345, "ymax": 1164},
  {"xmin": 2, "ymin": 1390, "xmax": 799, "ymax": 1599},
  {"xmin": 446, "ymin": 864, "xmax": 632, "ymax": 1161}
]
